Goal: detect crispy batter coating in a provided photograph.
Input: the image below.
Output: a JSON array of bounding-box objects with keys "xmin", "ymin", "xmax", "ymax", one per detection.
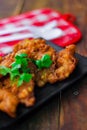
[
  {"xmin": 0, "ymin": 78, "xmax": 35, "ymax": 117},
  {"xmin": 0, "ymin": 89, "xmax": 19, "ymax": 117},
  {"xmin": 3, "ymin": 78, "xmax": 35, "ymax": 106},
  {"xmin": 0, "ymin": 39, "xmax": 56, "ymax": 67},
  {"xmin": 0, "ymin": 39, "xmax": 77, "ymax": 117},
  {"xmin": 35, "ymin": 44, "xmax": 77, "ymax": 86}
]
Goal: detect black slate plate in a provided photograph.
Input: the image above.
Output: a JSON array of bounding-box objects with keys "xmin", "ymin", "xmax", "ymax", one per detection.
[{"xmin": 0, "ymin": 40, "xmax": 87, "ymax": 130}]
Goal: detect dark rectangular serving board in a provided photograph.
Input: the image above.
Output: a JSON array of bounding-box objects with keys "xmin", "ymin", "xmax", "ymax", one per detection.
[{"xmin": 0, "ymin": 40, "xmax": 87, "ymax": 130}]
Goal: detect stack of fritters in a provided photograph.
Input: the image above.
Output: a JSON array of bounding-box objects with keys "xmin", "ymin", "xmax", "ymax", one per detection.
[{"xmin": 0, "ymin": 39, "xmax": 77, "ymax": 117}]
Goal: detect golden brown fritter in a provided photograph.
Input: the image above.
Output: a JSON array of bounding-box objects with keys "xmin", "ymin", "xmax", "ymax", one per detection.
[
  {"xmin": 14, "ymin": 39, "xmax": 77, "ymax": 86},
  {"xmin": 0, "ymin": 89, "xmax": 19, "ymax": 117},
  {"xmin": 0, "ymin": 39, "xmax": 77, "ymax": 117},
  {"xmin": 0, "ymin": 77, "xmax": 35, "ymax": 117},
  {"xmin": 0, "ymin": 39, "xmax": 56, "ymax": 67},
  {"xmin": 2, "ymin": 78, "xmax": 35, "ymax": 106},
  {"xmin": 37, "ymin": 44, "xmax": 77, "ymax": 86},
  {"xmin": 13, "ymin": 39, "xmax": 56, "ymax": 60},
  {"xmin": 27, "ymin": 40, "xmax": 77, "ymax": 86}
]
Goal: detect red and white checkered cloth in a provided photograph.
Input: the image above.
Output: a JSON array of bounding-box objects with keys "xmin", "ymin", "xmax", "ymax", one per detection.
[{"xmin": 0, "ymin": 8, "xmax": 82, "ymax": 56}]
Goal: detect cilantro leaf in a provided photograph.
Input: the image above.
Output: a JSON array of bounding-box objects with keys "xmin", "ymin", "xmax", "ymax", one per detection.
[
  {"xmin": 18, "ymin": 73, "xmax": 32, "ymax": 87},
  {"xmin": 21, "ymin": 67, "xmax": 30, "ymax": 73},
  {"xmin": 35, "ymin": 60, "xmax": 42, "ymax": 69},
  {"xmin": 10, "ymin": 69, "xmax": 20, "ymax": 80},
  {"xmin": 0, "ymin": 66, "xmax": 10, "ymax": 75},
  {"xmin": 11, "ymin": 62, "xmax": 21, "ymax": 69},
  {"xmin": 41, "ymin": 54, "xmax": 52, "ymax": 68},
  {"xmin": 20, "ymin": 73, "xmax": 32, "ymax": 82},
  {"xmin": 16, "ymin": 53, "xmax": 28, "ymax": 58},
  {"xmin": 18, "ymin": 77, "xmax": 24, "ymax": 87},
  {"xmin": 15, "ymin": 53, "xmax": 29, "ymax": 71},
  {"xmin": 35, "ymin": 54, "xmax": 52, "ymax": 69},
  {"xmin": 41, "ymin": 54, "xmax": 50, "ymax": 61},
  {"xmin": 21, "ymin": 58, "xmax": 28, "ymax": 67}
]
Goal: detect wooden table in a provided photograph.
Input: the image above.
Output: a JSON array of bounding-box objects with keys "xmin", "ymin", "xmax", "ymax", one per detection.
[{"xmin": 0, "ymin": 0, "xmax": 87, "ymax": 130}]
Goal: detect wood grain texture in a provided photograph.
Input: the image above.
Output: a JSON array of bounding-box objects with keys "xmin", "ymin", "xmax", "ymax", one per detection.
[
  {"xmin": 13, "ymin": 95, "xmax": 60, "ymax": 130},
  {"xmin": 0, "ymin": 0, "xmax": 87, "ymax": 130},
  {"xmin": 0, "ymin": 0, "xmax": 19, "ymax": 18},
  {"xmin": 60, "ymin": 78, "xmax": 87, "ymax": 130}
]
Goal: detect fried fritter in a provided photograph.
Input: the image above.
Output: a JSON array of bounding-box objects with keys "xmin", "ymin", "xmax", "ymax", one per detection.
[
  {"xmin": 0, "ymin": 77, "xmax": 35, "ymax": 117},
  {"xmin": 14, "ymin": 39, "xmax": 77, "ymax": 86},
  {"xmin": 35, "ymin": 44, "xmax": 77, "ymax": 86},
  {"xmin": 0, "ymin": 39, "xmax": 56, "ymax": 67},
  {"xmin": 0, "ymin": 89, "xmax": 19, "ymax": 117},
  {"xmin": 0, "ymin": 39, "xmax": 77, "ymax": 117},
  {"xmin": 3, "ymin": 78, "xmax": 35, "ymax": 106}
]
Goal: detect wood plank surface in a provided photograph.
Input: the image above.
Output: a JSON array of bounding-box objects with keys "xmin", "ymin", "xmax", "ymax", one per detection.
[
  {"xmin": 60, "ymin": 77, "xmax": 87, "ymax": 130},
  {"xmin": 0, "ymin": 0, "xmax": 87, "ymax": 130}
]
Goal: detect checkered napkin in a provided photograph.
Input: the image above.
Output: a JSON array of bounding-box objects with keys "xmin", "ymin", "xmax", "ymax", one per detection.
[{"xmin": 0, "ymin": 8, "xmax": 82, "ymax": 56}]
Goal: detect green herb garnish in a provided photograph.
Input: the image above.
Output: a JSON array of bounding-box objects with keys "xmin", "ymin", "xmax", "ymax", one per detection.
[
  {"xmin": 35, "ymin": 54, "xmax": 52, "ymax": 69},
  {"xmin": 0, "ymin": 53, "xmax": 32, "ymax": 87},
  {"xmin": 0, "ymin": 66, "xmax": 10, "ymax": 75},
  {"xmin": 0, "ymin": 53, "xmax": 52, "ymax": 87},
  {"xmin": 18, "ymin": 73, "xmax": 32, "ymax": 87}
]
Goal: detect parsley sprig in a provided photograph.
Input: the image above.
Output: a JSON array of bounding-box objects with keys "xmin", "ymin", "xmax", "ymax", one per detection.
[{"xmin": 0, "ymin": 53, "xmax": 52, "ymax": 87}]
